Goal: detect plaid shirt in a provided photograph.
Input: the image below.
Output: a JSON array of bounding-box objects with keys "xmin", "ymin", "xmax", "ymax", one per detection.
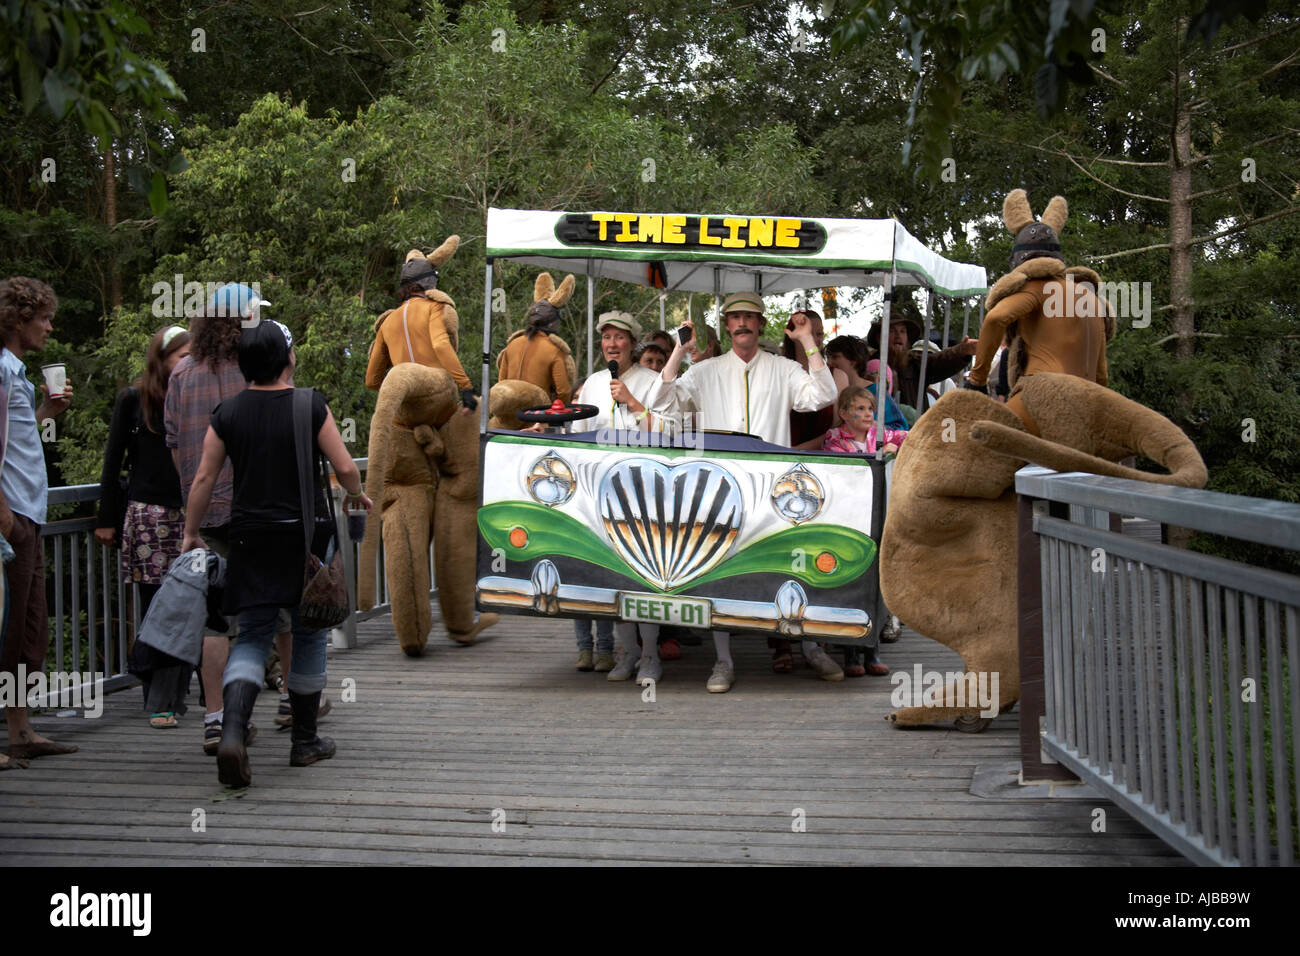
[{"xmin": 164, "ymin": 355, "xmax": 244, "ymax": 527}]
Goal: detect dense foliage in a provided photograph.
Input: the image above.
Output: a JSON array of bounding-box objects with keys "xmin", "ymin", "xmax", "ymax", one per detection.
[{"xmin": 1, "ymin": 1, "xmax": 1296, "ymax": 570}]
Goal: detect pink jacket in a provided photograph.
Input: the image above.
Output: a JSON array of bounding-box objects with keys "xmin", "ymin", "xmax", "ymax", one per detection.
[{"xmin": 822, "ymin": 424, "xmax": 908, "ymax": 455}]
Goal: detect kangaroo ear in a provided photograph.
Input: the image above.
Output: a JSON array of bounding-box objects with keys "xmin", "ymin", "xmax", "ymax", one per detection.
[
  {"xmin": 403, "ymin": 248, "xmax": 425, "ymax": 264},
  {"xmin": 1040, "ymin": 196, "xmax": 1068, "ymax": 235},
  {"xmin": 534, "ymin": 272, "xmax": 555, "ymax": 304},
  {"xmin": 427, "ymin": 234, "xmax": 459, "ymax": 267},
  {"xmin": 1003, "ymin": 189, "xmax": 1035, "ymax": 235},
  {"xmin": 549, "ymin": 274, "xmax": 575, "ymax": 307}
]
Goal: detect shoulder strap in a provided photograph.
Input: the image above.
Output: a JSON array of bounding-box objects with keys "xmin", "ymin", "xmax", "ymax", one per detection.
[
  {"xmin": 292, "ymin": 388, "xmax": 315, "ymax": 554},
  {"xmin": 400, "ymin": 301, "xmax": 415, "ymax": 364}
]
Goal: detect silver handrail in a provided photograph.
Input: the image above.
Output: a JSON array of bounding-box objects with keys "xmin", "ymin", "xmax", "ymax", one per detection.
[
  {"xmin": 1017, "ymin": 466, "xmax": 1300, "ymax": 866},
  {"xmin": 33, "ymin": 457, "xmax": 431, "ymax": 691}
]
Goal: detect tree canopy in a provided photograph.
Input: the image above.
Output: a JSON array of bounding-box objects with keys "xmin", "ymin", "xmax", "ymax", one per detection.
[{"xmin": 1, "ymin": 0, "xmax": 1297, "ymax": 568}]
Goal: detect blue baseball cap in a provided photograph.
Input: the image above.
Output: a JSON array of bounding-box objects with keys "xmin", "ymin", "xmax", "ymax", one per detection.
[{"xmin": 207, "ymin": 282, "xmax": 270, "ymax": 322}]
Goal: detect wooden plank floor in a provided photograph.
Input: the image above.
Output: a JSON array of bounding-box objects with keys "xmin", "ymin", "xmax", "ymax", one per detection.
[{"xmin": 0, "ymin": 611, "xmax": 1183, "ymax": 866}]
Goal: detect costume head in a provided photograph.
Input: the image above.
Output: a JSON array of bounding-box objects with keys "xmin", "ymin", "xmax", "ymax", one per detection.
[
  {"xmin": 1003, "ymin": 189, "xmax": 1067, "ymax": 269},
  {"xmin": 527, "ymin": 272, "xmax": 576, "ymax": 333},
  {"xmin": 400, "ymin": 235, "xmax": 459, "ymax": 294}
]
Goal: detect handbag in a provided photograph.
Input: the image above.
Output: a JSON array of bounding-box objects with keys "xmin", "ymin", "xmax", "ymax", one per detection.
[{"xmin": 292, "ymin": 388, "xmax": 349, "ymax": 631}]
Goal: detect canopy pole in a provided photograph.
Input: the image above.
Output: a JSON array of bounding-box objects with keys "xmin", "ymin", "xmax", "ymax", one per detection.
[
  {"xmin": 962, "ymin": 300, "xmax": 971, "ymax": 339},
  {"xmin": 586, "ymin": 274, "xmax": 595, "ymax": 380},
  {"xmin": 874, "ymin": 272, "xmax": 892, "ymax": 462},
  {"xmin": 659, "ymin": 293, "xmax": 666, "ymax": 332},
  {"xmin": 943, "ymin": 297, "xmax": 952, "ymax": 349},
  {"xmin": 480, "ymin": 259, "xmax": 493, "ymax": 434},
  {"xmin": 917, "ymin": 290, "xmax": 933, "ymax": 414}
]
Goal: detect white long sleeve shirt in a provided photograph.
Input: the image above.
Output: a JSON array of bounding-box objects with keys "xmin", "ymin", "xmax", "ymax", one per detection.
[
  {"xmin": 570, "ymin": 363, "xmax": 662, "ymax": 433},
  {"xmin": 646, "ymin": 349, "xmax": 837, "ymax": 447}
]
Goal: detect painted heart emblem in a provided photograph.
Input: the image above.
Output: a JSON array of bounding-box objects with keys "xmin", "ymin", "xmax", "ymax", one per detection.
[{"xmin": 598, "ymin": 458, "xmax": 743, "ymax": 590}]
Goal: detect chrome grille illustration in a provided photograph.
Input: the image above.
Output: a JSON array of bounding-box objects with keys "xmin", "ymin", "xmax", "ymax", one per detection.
[
  {"xmin": 598, "ymin": 458, "xmax": 742, "ymax": 590},
  {"xmin": 526, "ymin": 452, "xmax": 575, "ymax": 507},
  {"xmin": 771, "ymin": 464, "xmax": 824, "ymax": 524}
]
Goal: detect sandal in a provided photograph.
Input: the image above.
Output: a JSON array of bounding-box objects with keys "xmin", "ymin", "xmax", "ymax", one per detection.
[
  {"xmin": 771, "ymin": 648, "xmax": 794, "ymax": 673},
  {"xmin": 149, "ymin": 712, "xmax": 178, "ymax": 729},
  {"xmin": 843, "ymin": 648, "xmax": 866, "ymax": 678}
]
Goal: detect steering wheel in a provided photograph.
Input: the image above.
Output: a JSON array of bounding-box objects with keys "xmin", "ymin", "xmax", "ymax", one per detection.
[{"xmin": 517, "ymin": 399, "xmax": 600, "ymax": 424}]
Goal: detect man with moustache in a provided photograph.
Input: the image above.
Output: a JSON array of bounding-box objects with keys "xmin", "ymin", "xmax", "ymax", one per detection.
[{"xmin": 649, "ymin": 291, "xmax": 839, "ymax": 691}]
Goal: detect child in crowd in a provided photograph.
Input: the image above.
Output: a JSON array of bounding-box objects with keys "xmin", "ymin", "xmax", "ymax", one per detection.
[{"xmin": 823, "ymin": 386, "xmax": 908, "ymax": 456}]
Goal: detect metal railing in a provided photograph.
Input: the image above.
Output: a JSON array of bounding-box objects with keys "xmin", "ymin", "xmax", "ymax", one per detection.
[
  {"xmin": 1017, "ymin": 466, "xmax": 1300, "ymax": 866},
  {"xmin": 37, "ymin": 458, "xmax": 427, "ymax": 693}
]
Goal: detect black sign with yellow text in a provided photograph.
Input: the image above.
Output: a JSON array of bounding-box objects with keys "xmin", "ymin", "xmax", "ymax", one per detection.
[{"xmin": 555, "ymin": 213, "xmax": 827, "ymax": 255}]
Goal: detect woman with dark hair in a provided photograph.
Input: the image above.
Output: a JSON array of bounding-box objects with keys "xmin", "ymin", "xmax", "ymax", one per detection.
[
  {"xmin": 96, "ymin": 325, "xmax": 193, "ymax": 727},
  {"xmin": 823, "ymin": 334, "xmax": 870, "ymax": 383},
  {"xmin": 182, "ymin": 319, "xmax": 371, "ymax": 788}
]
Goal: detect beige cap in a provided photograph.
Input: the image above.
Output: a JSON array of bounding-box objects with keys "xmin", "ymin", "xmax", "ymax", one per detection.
[
  {"xmin": 597, "ymin": 310, "xmax": 642, "ymax": 339},
  {"xmin": 720, "ymin": 291, "xmax": 765, "ymax": 316}
]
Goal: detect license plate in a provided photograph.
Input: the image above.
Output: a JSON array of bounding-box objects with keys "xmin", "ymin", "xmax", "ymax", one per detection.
[{"xmin": 618, "ymin": 592, "xmax": 711, "ymax": 628}]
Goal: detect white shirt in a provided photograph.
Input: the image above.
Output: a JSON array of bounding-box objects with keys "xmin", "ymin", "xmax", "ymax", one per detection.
[
  {"xmin": 646, "ymin": 349, "xmax": 837, "ymax": 447},
  {"xmin": 572, "ymin": 363, "xmax": 662, "ymax": 433}
]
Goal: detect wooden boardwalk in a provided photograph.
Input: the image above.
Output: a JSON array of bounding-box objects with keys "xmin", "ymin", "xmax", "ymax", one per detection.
[{"xmin": 0, "ymin": 612, "xmax": 1182, "ymax": 866}]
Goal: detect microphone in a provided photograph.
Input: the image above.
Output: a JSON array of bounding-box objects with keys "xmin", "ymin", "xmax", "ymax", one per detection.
[{"xmin": 608, "ymin": 360, "xmax": 622, "ymax": 403}]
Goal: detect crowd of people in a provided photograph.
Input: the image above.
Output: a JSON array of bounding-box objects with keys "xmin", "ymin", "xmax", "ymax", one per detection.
[
  {"xmin": 505, "ymin": 286, "xmax": 984, "ymax": 692},
  {"xmin": 0, "ymin": 261, "xmax": 987, "ymax": 784}
]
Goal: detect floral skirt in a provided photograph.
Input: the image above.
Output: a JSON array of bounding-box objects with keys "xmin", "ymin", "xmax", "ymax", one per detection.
[{"xmin": 122, "ymin": 501, "xmax": 185, "ymax": 585}]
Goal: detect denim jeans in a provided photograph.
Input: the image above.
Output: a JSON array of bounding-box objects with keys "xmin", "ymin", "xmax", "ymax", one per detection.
[
  {"xmin": 573, "ymin": 617, "xmax": 614, "ymax": 653},
  {"xmin": 224, "ymin": 606, "xmax": 327, "ymax": 694}
]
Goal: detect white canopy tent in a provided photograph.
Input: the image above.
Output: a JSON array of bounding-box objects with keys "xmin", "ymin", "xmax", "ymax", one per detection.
[{"xmin": 481, "ymin": 207, "xmax": 989, "ymax": 432}]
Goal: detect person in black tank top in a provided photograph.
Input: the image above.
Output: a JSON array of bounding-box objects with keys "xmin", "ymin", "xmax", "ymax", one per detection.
[{"xmin": 181, "ymin": 320, "xmax": 373, "ymax": 788}]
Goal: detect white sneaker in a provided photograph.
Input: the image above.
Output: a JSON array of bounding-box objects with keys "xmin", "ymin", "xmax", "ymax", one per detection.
[
  {"xmin": 607, "ymin": 656, "xmax": 638, "ymax": 681},
  {"xmin": 637, "ymin": 656, "xmax": 663, "ymax": 684},
  {"xmin": 706, "ymin": 660, "xmax": 735, "ymax": 693},
  {"xmin": 804, "ymin": 645, "xmax": 844, "ymax": 682}
]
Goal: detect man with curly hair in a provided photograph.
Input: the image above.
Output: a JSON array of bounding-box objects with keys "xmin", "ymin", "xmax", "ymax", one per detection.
[{"xmin": 0, "ymin": 277, "xmax": 76, "ymax": 768}]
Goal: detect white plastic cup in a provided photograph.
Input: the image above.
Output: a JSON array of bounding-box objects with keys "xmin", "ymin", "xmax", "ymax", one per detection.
[{"xmin": 41, "ymin": 363, "xmax": 66, "ymax": 398}]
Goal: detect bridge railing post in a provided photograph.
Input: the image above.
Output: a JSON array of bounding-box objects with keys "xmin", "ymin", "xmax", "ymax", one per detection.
[{"xmin": 1017, "ymin": 491, "xmax": 1077, "ymax": 783}]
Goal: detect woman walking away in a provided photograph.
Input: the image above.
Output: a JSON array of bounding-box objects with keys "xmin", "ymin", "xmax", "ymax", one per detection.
[
  {"xmin": 96, "ymin": 325, "xmax": 193, "ymax": 728},
  {"xmin": 182, "ymin": 320, "xmax": 372, "ymax": 788}
]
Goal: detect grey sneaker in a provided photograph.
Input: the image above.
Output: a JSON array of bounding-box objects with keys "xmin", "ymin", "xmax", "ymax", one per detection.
[
  {"xmin": 804, "ymin": 645, "xmax": 844, "ymax": 682},
  {"xmin": 607, "ymin": 655, "xmax": 638, "ymax": 681},
  {"xmin": 636, "ymin": 656, "xmax": 663, "ymax": 684},
  {"xmin": 706, "ymin": 660, "xmax": 735, "ymax": 693},
  {"xmin": 593, "ymin": 652, "xmax": 616, "ymax": 673},
  {"xmin": 576, "ymin": 650, "xmax": 594, "ymax": 671}
]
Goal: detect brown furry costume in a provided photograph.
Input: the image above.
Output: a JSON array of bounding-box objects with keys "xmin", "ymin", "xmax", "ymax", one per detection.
[
  {"xmin": 366, "ymin": 237, "xmax": 473, "ymax": 391},
  {"xmin": 488, "ymin": 380, "xmax": 549, "ymax": 430},
  {"xmin": 358, "ymin": 363, "xmax": 498, "ymax": 655},
  {"xmin": 967, "ymin": 190, "xmax": 1112, "ymax": 436},
  {"xmin": 496, "ymin": 273, "xmax": 577, "ymax": 403},
  {"xmin": 879, "ymin": 190, "xmax": 1208, "ymax": 729}
]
